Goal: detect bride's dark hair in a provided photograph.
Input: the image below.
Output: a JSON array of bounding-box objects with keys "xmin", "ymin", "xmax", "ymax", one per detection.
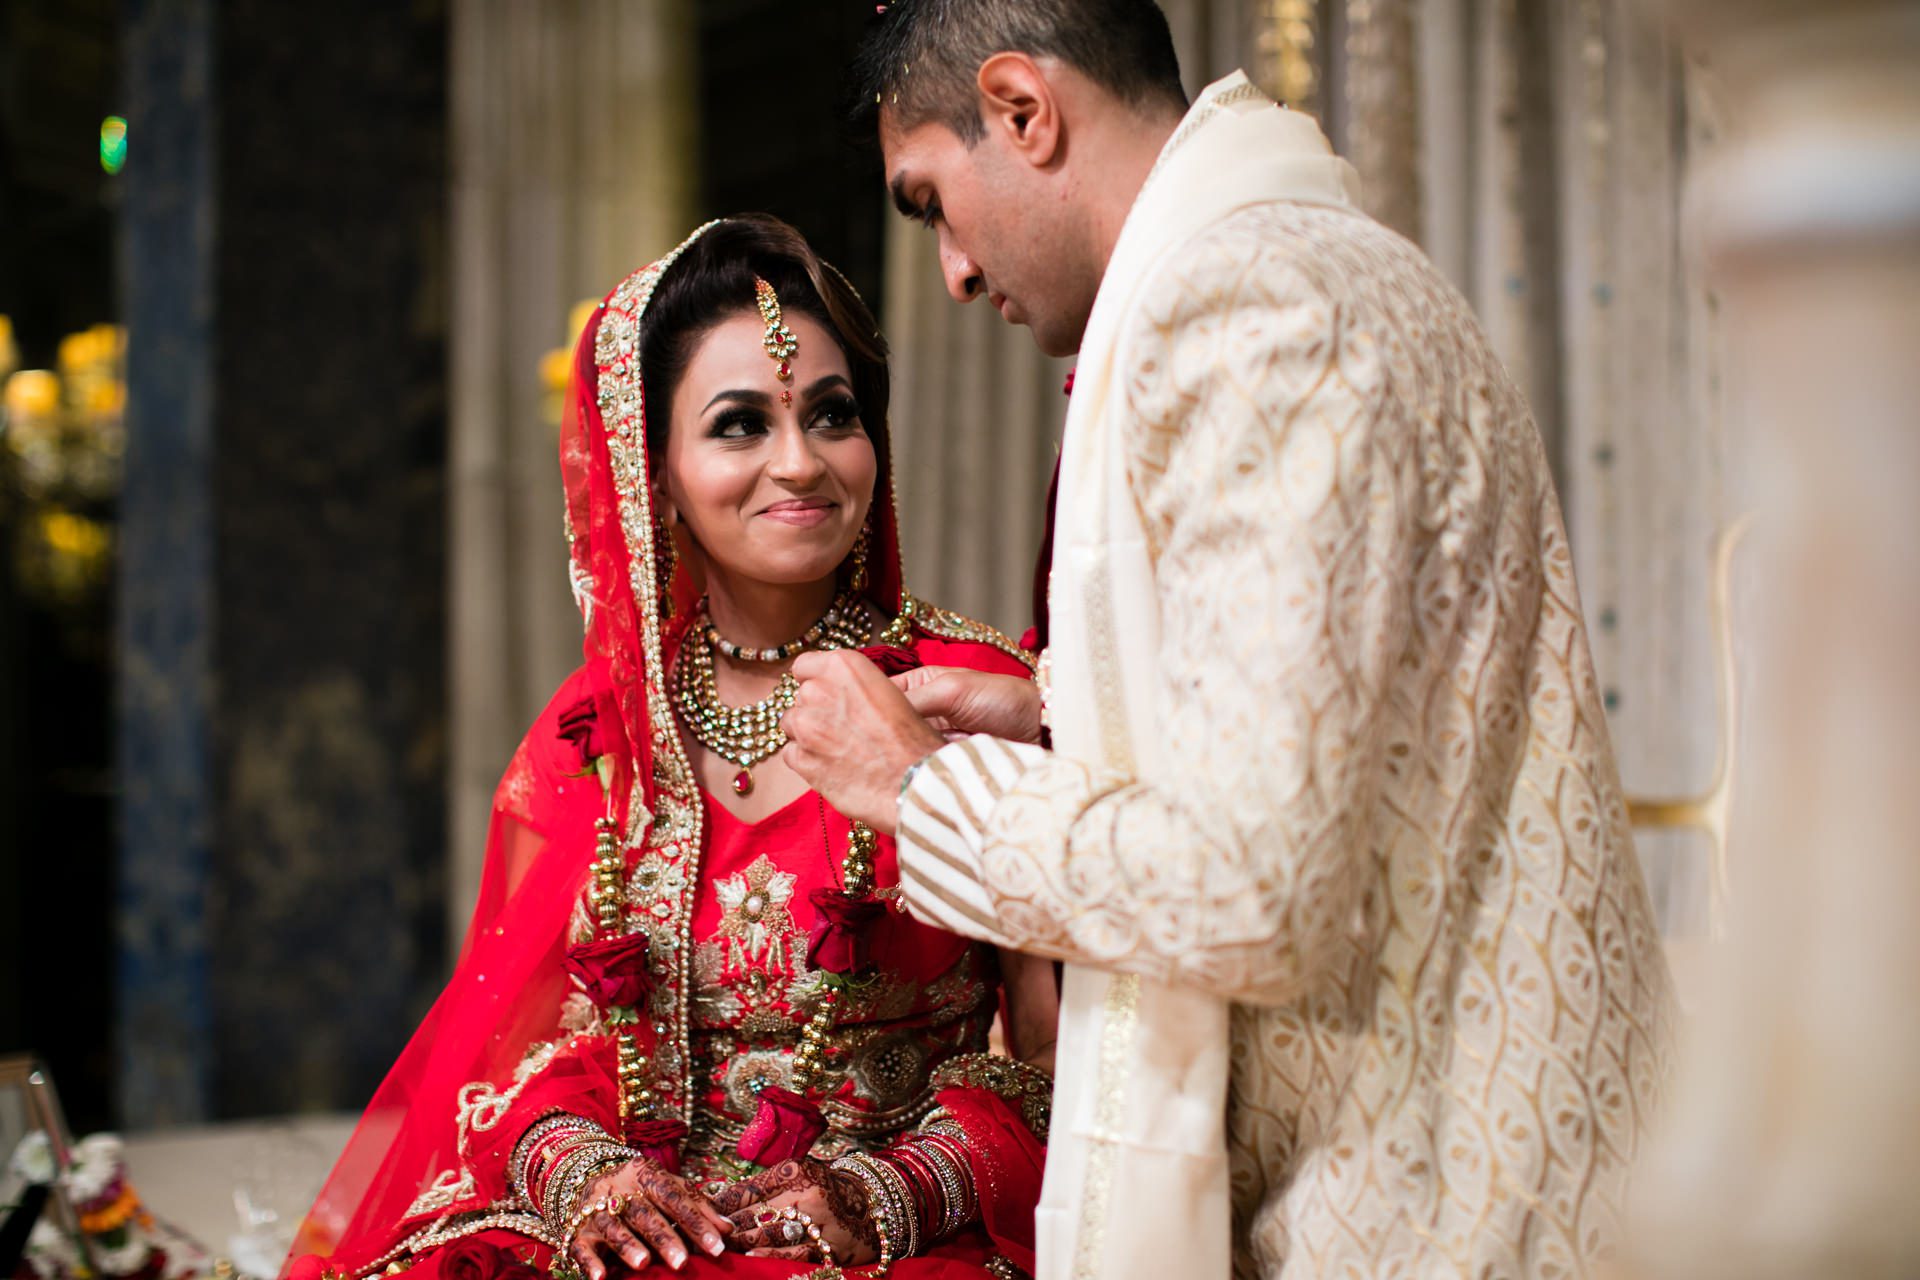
[{"xmin": 640, "ymin": 214, "xmax": 890, "ymax": 458}]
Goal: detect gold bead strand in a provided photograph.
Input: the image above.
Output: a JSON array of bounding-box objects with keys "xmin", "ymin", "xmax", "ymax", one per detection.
[
  {"xmin": 843, "ymin": 822, "xmax": 878, "ymax": 897},
  {"xmin": 591, "ymin": 817, "xmax": 625, "ymax": 935}
]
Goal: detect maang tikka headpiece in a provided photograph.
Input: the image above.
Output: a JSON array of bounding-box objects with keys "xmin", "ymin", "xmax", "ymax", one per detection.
[{"xmin": 754, "ymin": 277, "xmax": 799, "ymax": 406}]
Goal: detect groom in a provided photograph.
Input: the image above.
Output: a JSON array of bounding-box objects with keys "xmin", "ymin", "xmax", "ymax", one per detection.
[{"xmin": 785, "ymin": 2, "xmax": 1672, "ymax": 1277}]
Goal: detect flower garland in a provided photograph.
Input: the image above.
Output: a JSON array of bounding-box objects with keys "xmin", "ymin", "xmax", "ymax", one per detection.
[{"xmin": 7, "ymin": 1132, "xmax": 212, "ymax": 1280}]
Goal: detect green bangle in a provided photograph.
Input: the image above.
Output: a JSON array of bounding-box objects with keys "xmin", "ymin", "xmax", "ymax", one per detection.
[{"xmin": 900, "ymin": 756, "xmax": 928, "ymax": 800}]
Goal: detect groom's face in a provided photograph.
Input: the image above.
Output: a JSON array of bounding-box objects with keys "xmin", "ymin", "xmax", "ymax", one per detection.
[{"xmin": 880, "ymin": 113, "xmax": 1094, "ymax": 358}]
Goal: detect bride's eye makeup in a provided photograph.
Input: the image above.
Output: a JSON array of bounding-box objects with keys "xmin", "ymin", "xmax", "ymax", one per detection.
[
  {"xmin": 809, "ymin": 394, "xmax": 863, "ymax": 431},
  {"xmin": 708, "ymin": 406, "xmax": 767, "ymax": 440}
]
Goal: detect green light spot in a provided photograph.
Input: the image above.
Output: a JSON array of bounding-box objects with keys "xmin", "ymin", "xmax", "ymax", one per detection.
[{"xmin": 100, "ymin": 116, "xmax": 128, "ymax": 175}]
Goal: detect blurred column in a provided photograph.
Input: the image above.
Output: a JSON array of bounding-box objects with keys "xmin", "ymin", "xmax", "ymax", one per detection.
[
  {"xmin": 120, "ymin": 0, "xmax": 449, "ymax": 1124},
  {"xmin": 1632, "ymin": 2, "xmax": 1920, "ymax": 1275},
  {"xmin": 1343, "ymin": 0, "xmax": 1422, "ymax": 242},
  {"xmin": 445, "ymin": 0, "xmax": 694, "ymax": 944}
]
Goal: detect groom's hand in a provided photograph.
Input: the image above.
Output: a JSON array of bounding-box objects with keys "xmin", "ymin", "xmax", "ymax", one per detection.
[
  {"xmin": 783, "ymin": 650, "xmax": 945, "ymax": 835},
  {"xmin": 894, "ymin": 666, "xmax": 1043, "ymax": 744}
]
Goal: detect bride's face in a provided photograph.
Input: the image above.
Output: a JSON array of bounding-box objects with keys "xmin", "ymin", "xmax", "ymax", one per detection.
[{"xmin": 658, "ymin": 309, "xmax": 876, "ymax": 590}]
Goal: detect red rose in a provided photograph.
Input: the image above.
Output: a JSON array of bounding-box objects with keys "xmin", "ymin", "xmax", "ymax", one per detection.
[
  {"xmin": 556, "ymin": 696, "xmax": 605, "ymax": 772},
  {"xmin": 735, "ymin": 1086, "xmax": 827, "ymax": 1167},
  {"xmin": 497, "ymin": 1262, "xmax": 544, "ymax": 1280},
  {"xmin": 437, "ymin": 1237, "xmax": 505, "ymax": 1280},
  {"xmin": 807, "ymin": 887, "xmax": 884, "ymax": 976},
  {"xmin": 565, "ymin": 932, "xmax": 653, "ymax": 1010},
  {"xmin": 860, "ymin": 644, "xmax": 923, "ymax": 678},
  {"xmin": 622, "ymin": 1117, "xmax": 690, "ymax": 1169}
]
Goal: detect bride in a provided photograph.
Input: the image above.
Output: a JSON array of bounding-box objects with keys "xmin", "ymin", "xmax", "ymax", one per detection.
[{"xmin": 287, "ymin": 216, "xmax": 1057, "ymax": 1280}]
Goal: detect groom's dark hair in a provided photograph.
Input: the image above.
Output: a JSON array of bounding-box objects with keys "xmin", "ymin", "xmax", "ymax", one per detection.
[{"xmin": 846, "ymin": 0, "xmax": 1186, "ymax": 145}]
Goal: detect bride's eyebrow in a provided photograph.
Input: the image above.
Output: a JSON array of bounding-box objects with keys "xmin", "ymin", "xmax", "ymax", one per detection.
[
  {"xmin": 802, "ymin": 374, "xmax": 853, "ymax": 399},
  {"xmin": 702, "ymin": 388, "xmax": 773, "ymax": 413}
]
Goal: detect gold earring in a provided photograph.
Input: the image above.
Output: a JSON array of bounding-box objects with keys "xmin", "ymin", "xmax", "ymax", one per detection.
[
  {"xmin": 654, "ymin": 515, "xmax": 679, "ymax": 617},
  {"xmin": 849, "ymin": 522, "xmax": 871, "ymax": 593}
]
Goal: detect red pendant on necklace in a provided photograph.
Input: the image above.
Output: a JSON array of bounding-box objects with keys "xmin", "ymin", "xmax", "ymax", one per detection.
[{"xmin": 732, "ymin": 768, "xmax": 754, "ymax": 796}]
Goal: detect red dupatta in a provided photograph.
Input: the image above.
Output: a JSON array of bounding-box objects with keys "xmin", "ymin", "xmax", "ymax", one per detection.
[{"xmin": 289, "ymin": 221, "xmax": 915, "ymax": 1272}]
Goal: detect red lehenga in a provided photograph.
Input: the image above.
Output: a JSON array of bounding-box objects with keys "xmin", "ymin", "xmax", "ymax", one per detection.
[{"xmin": 285, "ymin": 225, "xmax": 1045, "ymax": 1280}]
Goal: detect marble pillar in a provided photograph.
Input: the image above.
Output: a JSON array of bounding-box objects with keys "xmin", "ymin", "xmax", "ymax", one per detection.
[{"xmin": 119, "ymin": 0, "xmax": 448, "ymax": 1125}]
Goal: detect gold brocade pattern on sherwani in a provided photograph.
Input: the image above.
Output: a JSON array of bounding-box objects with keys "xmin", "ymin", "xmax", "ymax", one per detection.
[{"xmin": 899, "ymin": 200, "xmax": 1673, "ymax": 1278}]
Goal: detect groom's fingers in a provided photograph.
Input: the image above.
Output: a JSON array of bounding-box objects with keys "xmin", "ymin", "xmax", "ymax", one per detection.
[
  {"xmin": 900, "ymin": 671, "xmax": 967, "ymax": 722},
  {"xmin": 889, "ymin": 663, "xmax": 965, "ymax": 694}
]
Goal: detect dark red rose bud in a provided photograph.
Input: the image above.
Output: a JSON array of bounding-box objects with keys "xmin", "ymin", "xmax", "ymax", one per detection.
[
  {"xmin": 556, "ymin": 695, "xmax": 606, "ymax": 771},
  {"xmin": 736, "ymin": 1087, "xmax": 827, "ymax": 1166},
  {"xmin": 564, "ymin": 932, "xmax": 653, "ymax": 1010},
  {"xmin": 807, "ymin": 887, "xmax": 885, "ymax": 976}
]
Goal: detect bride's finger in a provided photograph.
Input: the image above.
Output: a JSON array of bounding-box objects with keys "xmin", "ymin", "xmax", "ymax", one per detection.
[
  {"xmin": 707, "ymin": 1177, "xmax": 768, "ymax": 1216},
  {"xmin": 638, "ymin": 1177, "xmax": 727, "ymax": 1255},
  {"xmin": 744, "ymin": 1245, "xmax": 816, "ymax": 1262},
  {"xmin": 592, "ymin": 1212, "xmax": 655, "ymax": 1271},
  {"xmin": 569, "ymin": 1234, "xmax": 608, "ymax": 1280},
  {"xmin": 615, "ymin": 1200, "xmax": 684, "ymax": 1269}
]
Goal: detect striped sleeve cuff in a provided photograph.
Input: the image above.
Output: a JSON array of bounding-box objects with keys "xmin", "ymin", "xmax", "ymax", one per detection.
[{"xmin": 895, "ymin": 735, "xmax": 1049, "ymax": 945}]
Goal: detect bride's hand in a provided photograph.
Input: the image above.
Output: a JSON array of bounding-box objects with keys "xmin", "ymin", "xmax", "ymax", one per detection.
[
  {"xmin": 710, "ymin": 1158, "xmax": 880, "ymax": 1265},
  {"xmin": 894, "ymin": 666, "xmax": 1043, "ymax": 744},
  {"xmin": 565, "ymin": 1158, "xmax": 730, "ymax": 1275}
]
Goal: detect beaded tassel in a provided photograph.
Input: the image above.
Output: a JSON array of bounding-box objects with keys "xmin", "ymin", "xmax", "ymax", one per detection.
[
  {"xmin": 790, "ymin": 989, "xmax": 840, "ymax": 1095},
  {"xmin": 590, "ymin": 817, "xmax": 624, "ymax": 935},
  {"xmin": 617, "ymin": 1031, "xmax": 650, "ymax": 1122}
]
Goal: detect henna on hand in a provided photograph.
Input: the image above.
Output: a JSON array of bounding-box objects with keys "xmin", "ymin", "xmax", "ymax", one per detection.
[
  {"xmin": 569, "ymin": 1157, "xmax": 730, "ymax": 1275},
  {"xmin": 713, "ymin": 1158, "xmax": 880, "ymax": 1264},
  {"xmin": 821, "ymin": 1165, "xmax": 880, "ymax": 1254}
]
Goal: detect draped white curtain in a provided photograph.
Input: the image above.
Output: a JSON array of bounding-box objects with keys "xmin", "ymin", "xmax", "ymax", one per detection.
[
  {"xmin": 883, "ymin": 0, "xmax": 1730, "ymax": 940},
  {"xmin": 1413, "ymin": 0, "xmax": 1735, "ymax": 946},
  {"xmin": 446, "ymin": 0, "xmax": 694, "ymax": 941}
]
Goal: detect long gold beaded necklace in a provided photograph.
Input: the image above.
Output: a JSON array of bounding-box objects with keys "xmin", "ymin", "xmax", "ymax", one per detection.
[{"xmin": 671, "ymin": 592, "xmax": 868, "ymax": 795}]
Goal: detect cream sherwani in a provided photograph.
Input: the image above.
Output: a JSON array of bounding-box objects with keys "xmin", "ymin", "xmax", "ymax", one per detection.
[{"xmin": 896, "ymin": 74, "xmax": 1673, "ymax": 1279}]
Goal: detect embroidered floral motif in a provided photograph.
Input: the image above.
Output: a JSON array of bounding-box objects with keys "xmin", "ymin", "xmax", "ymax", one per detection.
[
  {"xmin": 713, "ymin": 854, "xmax": 798, "ymax": 968},
  {"xmin": 627, "ymin": 849, "xmax": 688, "ymax": 917}
]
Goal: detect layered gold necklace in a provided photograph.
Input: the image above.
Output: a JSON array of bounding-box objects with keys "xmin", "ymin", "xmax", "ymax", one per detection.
[{"xmin": 672, "ymin": 593, "xmax": 870, "ymax": 795}]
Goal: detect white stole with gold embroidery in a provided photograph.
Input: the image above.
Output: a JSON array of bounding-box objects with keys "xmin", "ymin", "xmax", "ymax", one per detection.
[{"xmin": 1031, "ymin": 72, "xmax": 1359, "ymax": 1280}]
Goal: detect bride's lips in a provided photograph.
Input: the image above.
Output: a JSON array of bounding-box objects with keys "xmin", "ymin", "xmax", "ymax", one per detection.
[{"xmin": 759, "ymin": 497, "xmax": 837, "ymax": 527}]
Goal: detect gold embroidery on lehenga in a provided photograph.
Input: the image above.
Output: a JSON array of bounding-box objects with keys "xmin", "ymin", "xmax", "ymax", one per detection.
[{"xmin": 712, "ymin": 854, "xmax": 799, "ymax": 969}]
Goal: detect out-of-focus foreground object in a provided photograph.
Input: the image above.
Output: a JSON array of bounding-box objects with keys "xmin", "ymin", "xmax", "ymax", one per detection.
[{"xmin": 1632, "ymin": 1, "xmax": 1920, "ymax": 1276}]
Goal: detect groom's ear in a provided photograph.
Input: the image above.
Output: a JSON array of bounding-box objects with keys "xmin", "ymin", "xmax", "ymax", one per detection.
[{"xmin": 976, "ymin": 52, "xmax": 1062, "ymax": 168}]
